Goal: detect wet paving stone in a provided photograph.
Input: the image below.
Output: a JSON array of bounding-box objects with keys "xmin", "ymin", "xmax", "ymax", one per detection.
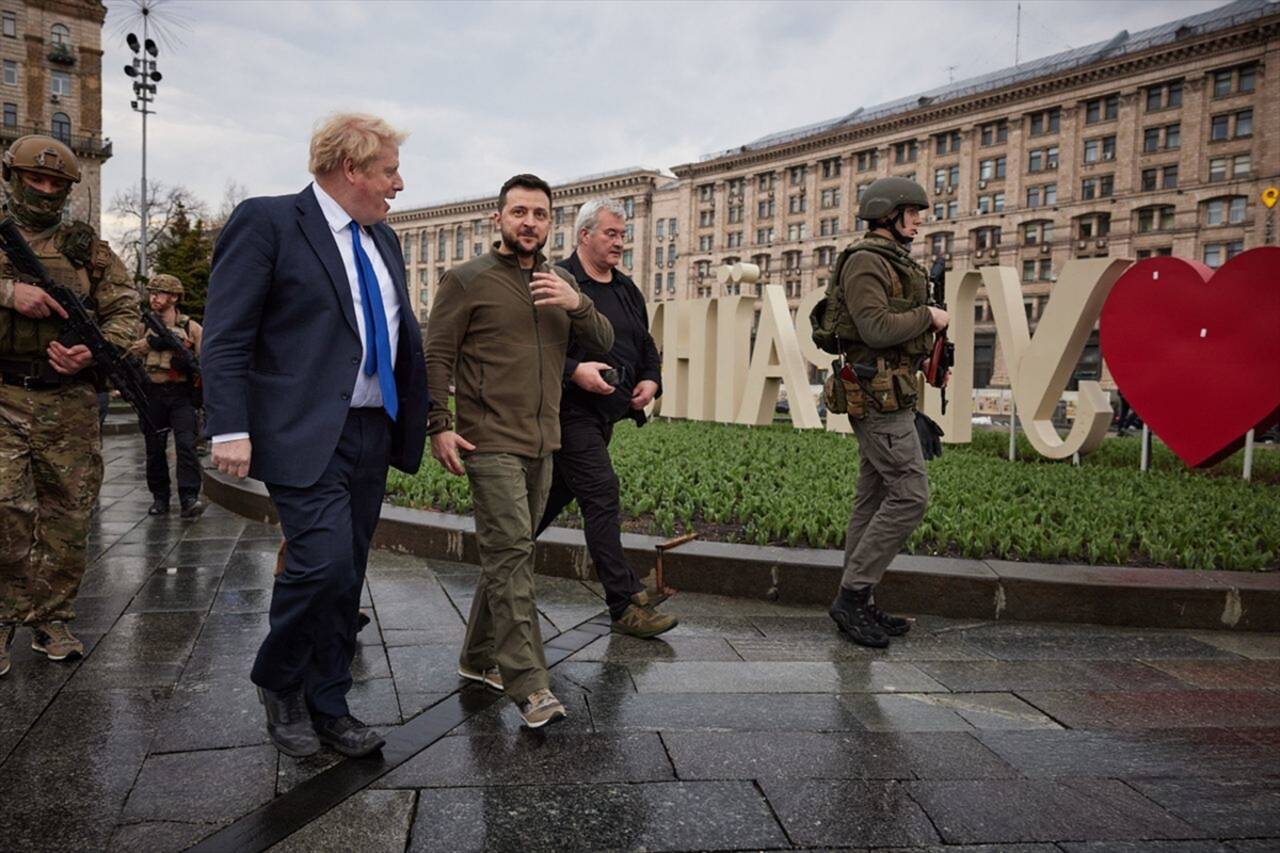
[
  {"xmin": 275, "ymin": 750, "xmax": 344, "ymax": 795},
  {"xmin": 377, "ymin": 731, "xmax": 675, "ymax": 788},
  {"xmin": 906, "ymin": 778, "xmax": 1200, "ymax": 843},
  {"xmin": 1019, "ymin": 689, "xmax": 1280, "ymax": 729},
  {"xmin": 977, "ymin": 728, "xmax": 1280, "ymax": 779},
  {"xmin": 551, "ymin": 660, "xmax": 638, "ymax": 694},
  {"xmin": 587, "ymin": 691, "xmax": 865, "ymax": 733},
  {"xmin": 387, "ymin": 644, "xmax": 471, "ymax": 694},
  {"xmin": 729, "ymin": 634, "xmax": 995, "ymax": 662},
  {"xmin": 406, "ymin": 781, "xmax": 787, "ymax": 852},
  {"xmin": 760, "ymin": 778, "xmax": 940, "ymax": 847},
  {"xmin": 126, "ymin": 567, "xmax": 223, "ymax": 613},
  {"xmin": 1127, "ymin": 777, "xmax": 1280, "ymax": 837},
  {"xmin": 0, "ymin": 687, "xmax": 171, "ymax": 852},
  {"xmin": 1188, "ymin": 632, "xmax": 1280, "ymax": 660},
  {"xmin": 628, "ymin": 660, "xmax": 947, "ymax": 693},
  {"xmin": 347, "ymin": 676, "xmax": 403, "ymax": 726},
  {"xmin": 269, "ymin": 789, "xmax": 415, "ymax": 853},
  {"xmin": 1144, "ymin": 659, "xmax": 1280, "ymax": 690},
  {"xmin": 1057, "ymin": 842, "xmax": 1257, "ymax": 852},
  {"xmin": 915, "ymin": 659, "xmax": 1192, "ymax": 692},
  {"xmin": 152, "ymin": 678, "xmax": 269, "ymax": 753},
  {"xmin": 70, "ymin": 611, "xmax": 204, "ymax": 685},
  {"xmin": 663, "ymin": 730, "xmax": 1018, "ymax": 781},
  {"xmin": 569, "ymin": 633, "xmax": 743, "ymax": 662},
  {"xmin": 841, "ymin": 692, "xmax": 1062, "ymax": 732},
  {"xmin": 107, "ymin": 820, "xmax": 222, "ymax": 852},
  {"xmin": 956, "ymin": 629, "xmax": 1236, "ymax": 661},
  {"xmin": 123, "ymin": 744, "xmax": 277, "ymax": 823}
]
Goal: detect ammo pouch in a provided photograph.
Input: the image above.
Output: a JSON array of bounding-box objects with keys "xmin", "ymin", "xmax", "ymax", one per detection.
[{"xmin": 859, "ymin": 357, "xmax": 917, "ymax": 416}]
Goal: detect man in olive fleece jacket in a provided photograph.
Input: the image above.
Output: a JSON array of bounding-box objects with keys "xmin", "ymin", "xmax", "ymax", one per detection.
[{"xmin": 425, "ymin": 174, "xmax": 613, "ymax": 728}]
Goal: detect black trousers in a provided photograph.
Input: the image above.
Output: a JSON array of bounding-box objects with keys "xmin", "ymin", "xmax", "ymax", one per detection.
[
  {"xmin": 251, "ymin": 408, "xmax": 390, "ymax": 718},
  {"xmin": 140, "ymin": 382, "xmax": 201, "ymax": 503},
  {"xmin": 535, "ymin": 416, "xmax": 642, "ymax": 619}
]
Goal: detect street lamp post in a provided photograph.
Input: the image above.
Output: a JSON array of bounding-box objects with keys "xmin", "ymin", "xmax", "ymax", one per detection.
[{"xmin": 123, "ymin": 13, "xmax": 161, "ymax": 279}]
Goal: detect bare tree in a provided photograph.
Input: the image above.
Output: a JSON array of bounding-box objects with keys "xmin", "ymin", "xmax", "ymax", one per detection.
[
  {"xmin": 216, "ymin": 178, "xmax": 249, "ymax": 225},
  {"xmin": 109, "ymin": 180, "xmax": 209, "ymax": 278}
]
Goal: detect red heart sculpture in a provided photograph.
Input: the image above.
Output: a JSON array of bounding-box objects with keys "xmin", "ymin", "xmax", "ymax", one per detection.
[{"xmin": 1100, "ymin": 248, "xmax": 1280, "ymax": 468}]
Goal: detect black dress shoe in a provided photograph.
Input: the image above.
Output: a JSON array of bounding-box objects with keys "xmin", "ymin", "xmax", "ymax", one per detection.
[
  {"xmin": 180, "ymin": 498, "xmax": 205, "ymax": 518},
  {"xmin": 148, "ymin": 498, "xmax": 170, "ymax": 516},
  {"xmin": 356, "ymin": 611, "xmax": 372, "ymax": 632},
  {"xmin": 257, "ymin": 686, "xmax": 320, "ymax": 757},
  {"xmin": 313, "ymin": 714, "xmax": 385, "ymax": 758}
]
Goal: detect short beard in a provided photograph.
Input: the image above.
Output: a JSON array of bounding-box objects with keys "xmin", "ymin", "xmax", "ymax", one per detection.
[{"xmin": 500, "ymin": 224, "xmax": 545, "ymax": 259}]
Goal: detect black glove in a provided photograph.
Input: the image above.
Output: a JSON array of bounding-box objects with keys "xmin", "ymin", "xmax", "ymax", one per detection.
[
  {"xmin": 914, "ymin": 411, "xmax": 945, "ymax": 461},
  {"xmin": 147, "ymin": 334, "xmax": 173, "ymax": 351}
]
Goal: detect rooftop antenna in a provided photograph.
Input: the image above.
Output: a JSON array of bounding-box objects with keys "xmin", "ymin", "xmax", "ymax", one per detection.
[
  {"xmin": 1015, "ymin": 2, "xmax": 1022, "ymax": 65},
  {"xmin": 946, "ymin": 64, "xmax": 957, "ymax": 83}
]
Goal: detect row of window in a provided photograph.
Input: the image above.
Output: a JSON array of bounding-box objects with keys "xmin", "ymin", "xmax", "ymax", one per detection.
[
  {"xmin": 656, "ymin": 235, "xmax": 1247, "ymax": 302},
  {"xmin": 1, "ymin": 14, "xmax": 72, "ymax": 45},
  {"xmin": 2, "ymin": 60, "xmax": 72, "ymax": 97}
]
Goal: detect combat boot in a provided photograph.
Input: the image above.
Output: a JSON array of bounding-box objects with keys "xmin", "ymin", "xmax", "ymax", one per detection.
[
  {"xmin": 866, "ymin": 596, "xmax": 911, "ymax": 636},
  {"xmin": 0, "ymin": 624, "xmax": 14, "ymax": 677},
  {"xmin": 148, "ymin": 497, "xmax": 170, "ymax": 516},
  {"xmin": 829, "ymin": 587, "xmax": 889, "ymax": 649},
  {"xmin": 31, "ymin": 621, "xmax": 84, "ymax": 661},
  {"xmin": 180, "ymin": 498, "xmax": 205, "ymax": 518}
]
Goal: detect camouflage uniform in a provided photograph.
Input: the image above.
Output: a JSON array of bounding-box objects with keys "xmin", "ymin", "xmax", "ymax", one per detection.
[{"xmin": 0, "ymin": 202, "xmax": 138, "ymax": 628}]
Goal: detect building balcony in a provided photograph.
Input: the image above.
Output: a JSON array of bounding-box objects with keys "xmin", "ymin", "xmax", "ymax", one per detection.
[
  {"xmin": 47, "ymin": 44, "xmax": 75, "ymax": 66},
  {"xmin": 0, "ymin": 123, "xmax": 112, "ymax": 160}
]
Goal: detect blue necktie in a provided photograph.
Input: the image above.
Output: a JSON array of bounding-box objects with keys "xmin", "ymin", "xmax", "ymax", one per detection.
[{"xmin": 349, "ymin": 221, "xmax": 399, "ymax": 421}]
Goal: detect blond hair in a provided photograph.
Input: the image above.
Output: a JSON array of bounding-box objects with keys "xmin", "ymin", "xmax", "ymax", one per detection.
[{"xmin": 308, "ymin": 113, "xmax": 408, "ymax": 176}]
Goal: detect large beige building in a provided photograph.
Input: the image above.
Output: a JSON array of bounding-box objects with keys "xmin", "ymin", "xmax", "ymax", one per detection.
[
  {"xmin": 0, "ymin": 0, "xmax": 110, "ymax": 230},
  {"xmin": 388, "ymin": 168, "xmax": 664, "ymax": 324},
  {"xmin": 392, "ymin": 0, "xmax": 1276, "ymax": 388}
]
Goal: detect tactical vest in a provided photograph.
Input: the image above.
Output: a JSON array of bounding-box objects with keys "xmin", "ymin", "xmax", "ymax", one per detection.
[
  {"xmin": 144, "ymin": 314, "xmax": 195, "ymax": 380},
  {"xmin": 0, "ymin": 221, "xmax": 107, "ymax": 359},
  {"xmin": 820, "ymin": 235, "xmax": 932, "ymax": 367}
]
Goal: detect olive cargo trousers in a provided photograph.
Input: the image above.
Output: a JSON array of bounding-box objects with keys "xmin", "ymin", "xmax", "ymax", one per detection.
[
  {"xmin": 460, "ymin": 452, "xmax": 552, "ymax": 702},
  {"xmin": 841, "ymin": 408, "xmax": 929, "ymax": 592}
]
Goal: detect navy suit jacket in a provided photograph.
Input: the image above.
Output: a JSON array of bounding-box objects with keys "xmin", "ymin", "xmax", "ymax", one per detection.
[{"xmin": 202, "ymin": 185, "xmax": 428, "ymax": 488}]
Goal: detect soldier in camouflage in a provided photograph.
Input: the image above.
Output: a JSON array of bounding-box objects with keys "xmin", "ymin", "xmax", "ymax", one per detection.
[
  {"xmin": 130, "ymin": 273, "xmax": 204, "ymax": 518},
  {"xmin": 0, "ymin": 135, "xmax": 139, "ymax": 675}
]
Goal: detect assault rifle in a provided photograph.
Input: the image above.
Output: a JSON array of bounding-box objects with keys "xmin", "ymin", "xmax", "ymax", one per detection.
[
  {"xmin": 0, "ymin": 217, "xmax": 158, "ymax": 433},
  {"xmin": 142, "ymin": 309, "xmax": 199, "ymax": 380},
  {"xmin": 923, "ymin": 256, "xmax": 956, "ymax": 414}
]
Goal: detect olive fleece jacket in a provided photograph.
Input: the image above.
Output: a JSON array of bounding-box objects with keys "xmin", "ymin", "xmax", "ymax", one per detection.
[
  {"xmin": 425, "ymin": 246, "xmax": 615, "ymax": 459},
  {"xmin": 839, "ymin": 238, "xmax": 932, "ymax": 353}
]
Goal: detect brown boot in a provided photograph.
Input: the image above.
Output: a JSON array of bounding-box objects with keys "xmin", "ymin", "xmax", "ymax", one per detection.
[
  {"xmin": 31, "ymin": 621, "xmax": 84, "ymax": 661},
  {"xmin": 611, "ymin": 601, "xmax": 678, "ymax": 639}
]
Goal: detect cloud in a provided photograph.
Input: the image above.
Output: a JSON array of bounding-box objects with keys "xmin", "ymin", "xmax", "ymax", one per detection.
[{"xmin": 99, "ymin": 0, "xmax": 1224, "ymax": 245}]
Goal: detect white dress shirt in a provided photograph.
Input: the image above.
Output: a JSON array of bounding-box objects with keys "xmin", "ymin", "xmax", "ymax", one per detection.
[{"xmin": 211, "ymin": 182, "xmax": 402, "ymax": 445}]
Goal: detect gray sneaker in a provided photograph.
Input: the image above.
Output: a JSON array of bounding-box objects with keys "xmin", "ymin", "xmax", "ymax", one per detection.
[
  {"xmin": 0, "ymin": 625, "xmax": 14, "ymax": 677},
  {"xmin": 31, "ymin": 621, "xmax": 84, "ymax": 661},
  {"xmin": 518, "ymin": 689, "xmax": 566, "ymax": 729}
]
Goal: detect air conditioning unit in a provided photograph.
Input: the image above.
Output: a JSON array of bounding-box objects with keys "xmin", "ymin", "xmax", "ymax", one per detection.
[
  {"xmin": 975, "ymin": 249, "xmax": 986, "ymax": 258},
  {"xmin": 1095, "ymin": 239, "xmax": 1108, "ymax": 248},
  {"xmin": 1077, "ymin": 240, "xmax": 1087, "ymax": 249},
  {"xmin": 1048, "ymin": 162, "xmax": 1058, "ymax": 170},
  {"xmin": 1039, "ymin": 244, "xmax": 1051, "ymax": 254},
  {"xmin": 945, "ymin": 185, "xmax": 954, "ymax": 194},
  {"xmin": 50, "ymin": 94, "xmax": 60, "ymax": 103},
  {"xmin": 990, "ymin": 248, "xmax": 1000, "ymax": 258},
  {"xmin": 978, "ymin": 181, "xmax": 988, "ymax": 189}
]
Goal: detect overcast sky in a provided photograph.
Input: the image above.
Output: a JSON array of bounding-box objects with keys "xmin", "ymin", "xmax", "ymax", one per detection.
[{"xmin": 99, "ymin": 0, "xmax": 1227, "ymax": 242}]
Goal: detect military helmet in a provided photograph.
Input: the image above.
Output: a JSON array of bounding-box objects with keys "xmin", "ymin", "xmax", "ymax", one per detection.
[
  {"xmin": 147, "ymin": 273, "xmax": 184, "ymax": 296},
  {"xmin": 2, "ymin": 135, "xmax": 81, "ymax": 184},
  {"xmin": 857, "ymin": 176, "xmax": 929, "ymax": 221}
]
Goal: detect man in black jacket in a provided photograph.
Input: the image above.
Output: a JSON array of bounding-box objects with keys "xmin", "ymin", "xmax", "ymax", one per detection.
[{"xmin": 535, "ymin": 198, "xmax": 677, "ymax": 638}]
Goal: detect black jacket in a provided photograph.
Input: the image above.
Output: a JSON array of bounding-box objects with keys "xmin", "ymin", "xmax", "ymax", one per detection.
[{"xmin": 555, "ymin": 251, "xmax": 662, "ymax": 426}]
